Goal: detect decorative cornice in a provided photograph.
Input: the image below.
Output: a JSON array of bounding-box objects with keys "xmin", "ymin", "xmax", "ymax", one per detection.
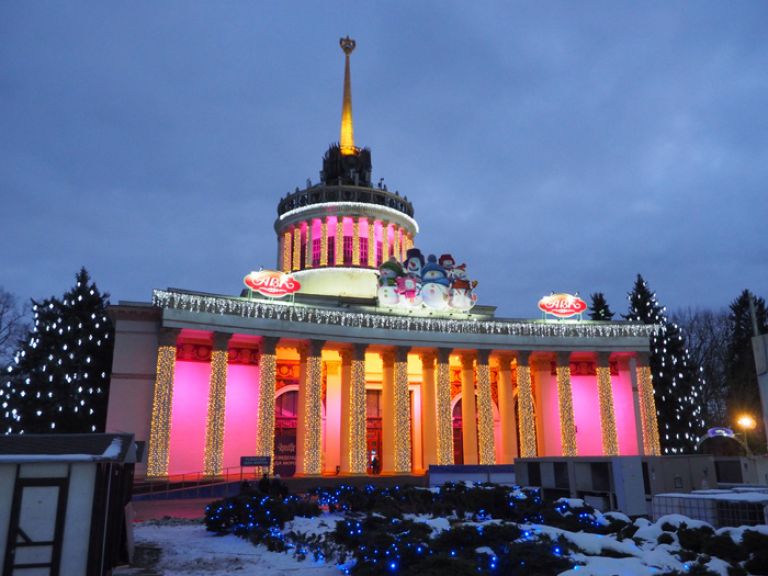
[
  {"xmin": 275, "ymin": 201, "xmax": 419, "ymax": 235},
  {"xmin": 152, "ymin": 289, "xmax": 660, "ymax": 340}
]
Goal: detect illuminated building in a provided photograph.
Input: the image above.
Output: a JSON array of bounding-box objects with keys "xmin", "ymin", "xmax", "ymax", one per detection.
[{"xmin": 106, "ymin": 38, "xmax": 660, "ymax": 479}]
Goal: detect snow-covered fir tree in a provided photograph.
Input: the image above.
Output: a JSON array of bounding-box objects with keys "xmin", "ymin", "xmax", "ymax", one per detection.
[
  {"xmin": 1, "ymin": 268, "xmax": 114, "ymax": 434},
  {"xmin": 625, "ymin": 274, "xmax": 705, "ymax": 454}
]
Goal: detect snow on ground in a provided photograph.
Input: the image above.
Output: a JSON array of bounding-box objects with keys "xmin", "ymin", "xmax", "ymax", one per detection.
[{"xmin": 134, "ymin": 520, "xmax": 339, "ymax": 576}]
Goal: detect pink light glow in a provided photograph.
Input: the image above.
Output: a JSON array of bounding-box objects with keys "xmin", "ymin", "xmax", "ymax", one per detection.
[
  {"xmin": 168, "ymin": 360, "xmax": 210, "ymax": 475},
  {"xmin": 539, "ymin": 373, "xmax": 562, "ymax": 456},
  {"xmin": 311, "ymin": 218, "xmax": 322, "ymax": 241},
  {"xmin": 612, "ymin": 368, "xmax": 639, "ymax": 455},
  {"xmin": 222, "ymin": 364, "xmax": 260, "ymax": 470},
  {"xmin": 342, "ymin": 216, "xmax": 354, "ymax": 237},
  {"xmin": 571, "ymin": 374, "xmax": 603, "ymax": 456}
]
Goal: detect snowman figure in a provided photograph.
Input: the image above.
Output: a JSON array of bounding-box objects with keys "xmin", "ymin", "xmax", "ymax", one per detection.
[
  {"xmin": 438, "ymin": 254, "xmax": 457, "ymax": 281},
  {"xmin": 377, "ymin": 258, "xmax": 403, "ymax": 306},
  {"xmin": 403, "ymin": 248, "xmax": 425, "ymax": 279},
  {"xmin": 396, "ymin": 275, "xmax": 422, "ymax": 306},
  {"xmin": 449, "ymin": 263, "xmax": 478, "ymax": 311},
  {"xmin": 420, "ymin": 254, "xmax": 450, "ymax": 310}
]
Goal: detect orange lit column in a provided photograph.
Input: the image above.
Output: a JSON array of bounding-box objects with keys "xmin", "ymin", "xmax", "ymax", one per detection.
[
  {"xmin": 460, "ymin": 352, "xmax": 479, "ymax": 465},
  {"xmin": 350, "ymin": 344, "xmax": 368, "ymax": 473},
  {"xmin": 335, "ymin": 217, "xmax": 344, "ymax": 266},
  {"xmin": 420, "ymin": 350, "xmax": 438, "ymax": 468},
  {"xmin": 367, "ymin": 218, "xmax": 376, "ymax": 268},
  {"xmin": 476, "ymin": 350, "xmax": 495, "ymax": 464},
  {"xmin": 147, "ymin": 328, "xmax": 180, "ymax": 478},
  {"xmin": 299, "ymin": 340, "xmax": 324, "ymax": 475},
  {"xmin": 436, "ymin": 348, "xmax": 454, "ymax": 464},
  {"xmin": 204, "ymin": 333, "xmax": 230, "ymax": 477},
  {"xmin": 381, "ymin": 221, "xmax": 390, "ymax": 262},
  {"xmin": 596, "ymin": 352, "xmax": 619, "ymax": 456},
  {"xmin": 352, "ymin": 218, "xmax": 360, "ymax": 266},
  {"xmin": 305, "ymin": 221, "xmax": 313, "ymax": 269},
  {"xmin": 381, "ymin": 350, "xmax": 395, "ymax": 473},
  {"xmin": 292, "ymin": 227, "xmax": 301, "ymax": 271},
  {"xmin": 517, "ymin": 351, "xmax": 537, "ymax": 458},
  {"xmin": 320, "ymin": 218, "xmax": 329, "ymax": 266},
  {"xmin": 255, "ymin": 337, "xmax": 279, "ymax": 474},
  {"xmin": 282, "ymin": 229, "xmax": 292, "ymax": 272},
  {"xmin": 556, "ymin": 352, "xmax": 578, "ymax": 456},
  {"xmin": 496, "ymin": 353, "xmax": 517, "ymax": 464},
  {"xmin": 393, "ymin": 346, "xmax": 411, "ymax": 473},
  {"xmin": 635, "ymin": 352, "xmax": 661, "ymax": 456},
  {"xmin": 393, "ymin": 226, "xmax": 401, "ymax": 263}
]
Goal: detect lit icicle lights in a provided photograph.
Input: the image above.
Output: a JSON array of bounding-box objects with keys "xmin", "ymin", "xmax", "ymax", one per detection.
[
  {"xmin": 349, "ymin": 358, "xmax": 367, "ymax": 473},
  {"xmin": 393, "ymin": 358, "xmax": 411, "ymax": 472},
  {"xmin": 305, "ymin": 223, "xmax": 313, "ymax": 269},
  {"xmin": 292, "ymin": 228, "xmax": 301, "ymax": 271},
  {"xmin": 517, "ymin": 363, "xmax": 537, "ymax": 457},
  {"xmin": 282, "ymin": 230, "xmax": 292, "ymax": 272},
  {"xmin": 476, "ymin": 360, "xmax": 496, "ymax": 464},
  {"xmin": 335, "ymin": 219, "xmax": 344, "ymax": 267},
  {"xmin": 147, "ymin": 345, "xmax": 176, "ymax": 478},
  {"xmin": 638, "ymin": 364, "xmax": 661, "ymax": 456},
  {"xmin": 320, "ymin": 220, "xmax": 328, "ymax": 267},
  {"xmin": 381, "ymin": 223, "xmax": 389, "ymax": 262},
  {"xmin": 596, "ymin": 364, "xmax": 619, "ymax": 456},
  {"xmin": 352, "ymin": 219, "xmax": 360, "ymax": 266},
  {"xmin": 256, "ymin": 352, "xmax": 277, "ymax": 475},
  {"xmin": 557, "ymin": 362, "xmax": 578, "ymax": 457},
  {"xmin": 204, "ymin": 348, "xmax": 228, "ymax": 477},
  {"xmin": 303, "ymin": 354, "xmax": 324, "ymax": 474},
  {"xmin": 436, "ymin": 360, "xmax": 453, "ymax": 464},
  {"xmin": 367, "ymin": 218, "xmax": 375, "ymax": 268}
]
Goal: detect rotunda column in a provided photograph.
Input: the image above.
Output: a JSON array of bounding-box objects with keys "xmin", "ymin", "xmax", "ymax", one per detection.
[
  {"xmin": 393, "ymin": 225, "xmax": 401, "ymax": 264},
  {"xmin": 556, "ymin": 352, "xmax": 578, "ymax": 456},
  {"xmin": 147, "ymin": 328, "xmax": 181, "ymax": 478},
  {"xmin": 341, "ymin": 344, "xmax": 368, "ymax": 474},
  {"xmin": 381, "ymin": 221, "xmax": 390, "ymax": 262},
  {"xmin": 516, "ymin": 351, "xmax": 537, "ymax": 458},
  {"xmin": 393, "ymin": 346, "xmax": 411, "ymax": 473},
  {"xmin": 203, "ymin": 332, "xmax": 231, "ymax": 477},
  {"xmin": 634, "ymin": 352, "xmax": 661, "ymax": 456},
  {"xmin": 476, "ymin": 349, "xmax": 495, "ymax": 464},
  {"xmin": 436, "ymin": 348, "xmax": 454, "ymax": 464},
  {"xmin": 320, "ymin": 218, "xmax": 329, "ymax": 267},
  {"xmin": 298, "ymin": 340, "xmax": 325, "ymax": 475},
  {"xmin": 305, "ymin": 220, "xmax": 313, "ymax": 269},
  {"xmin": 367, "ymin": 217, "xmax": 376, "ymax": 268},
  {"xmin": 460, "ymin": 351, "xmax": 479, "ymax": 465},
  {"xmin": 335, "ymin": 217, "xmax": 344, "ymax": 266},
  {"xmin": 352, "ymin": 217, "xmax": 361, "ymax": 266},
  {"xmin": 292, "ymin": 227, "xmax": 302, "ymax": 271},
  {"xmin": 419, "ymin": 350, "xmax": 438, "ymax": 468},
  {"xmin": 255, "ymin": 336, "xmax": 279, "ymax": 475},
  {"xmin": 282, "ymin": 229, "xmax": 293, "ymax": 272},
  {"xmin": 495, "ymin": 353, "xmax": 517, "ymax": 464},
  {"xmin": 596, "ymin": 352, "xmax": 619, "ymax": 456}
]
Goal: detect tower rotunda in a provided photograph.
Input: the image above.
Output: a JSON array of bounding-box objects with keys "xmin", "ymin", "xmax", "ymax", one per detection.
[{"xmin": 274, "ymin": 37, "xmax": 418, "ymax": 299}]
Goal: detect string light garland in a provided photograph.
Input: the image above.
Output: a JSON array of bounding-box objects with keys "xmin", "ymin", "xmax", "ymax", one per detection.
[
  {"xmin": 393, "ymin": 226, "xmax": 401, "ymax": 262},
  {"xmin": 147, "ymin": 343, "xmax": 177, "ymax": 478},
  {"xmin": 349, "ymin": 349, "xmax": 367, "ymax": 473},
  {"xmin": 637, "ymin": 363, "xmax": 661, "ymax": 455},
  {"xmin": 476, "ymin": 353, "xmax": 496, "ymax": 465},
  {"xmin": 320, "ymin": 219, "xmax": 328, "ymax": 267},
  {"xmin": 596, "ymin": 360, "xmax": 619, "ymax": 456},
  {"xmin": 153, "ymin": 290, "xmax": 659, "ymax": 339},
  {"xmin": 256, "ymin": 343, "xmax": 278, "ymax": 475},
  {"xmin": 436, "ymin": 350, "xmax": 453, "ymax": 464},
  {"xmin": 204, "ymin": 345, "xmax": 229, "ymax": 477},
  {"xmin": 292, "ymin": 227, "xmax": 301, "ymax": 271},
  {"xmin": 303, "ymin": 345, "xmax": 324, "ymax": 475},
  {"xmin": 517, "ymin": 356, "xmax": 537, "ymax": 457},
  {"xmin": 556, "ymin": 358, "xmax": 577, "ymax": 456},
  {"xmin": 393, "ymin": 350, "xmax": 411, "ymax": 473},
  {"xmin": 305, "ymin": 222, "xmax": 313, "ymax": 269}
]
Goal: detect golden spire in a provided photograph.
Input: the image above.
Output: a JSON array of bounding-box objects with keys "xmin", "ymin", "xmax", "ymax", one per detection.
[{"xmin": 339, "ymin": 36, "xmax": 356, "ymax": 156}]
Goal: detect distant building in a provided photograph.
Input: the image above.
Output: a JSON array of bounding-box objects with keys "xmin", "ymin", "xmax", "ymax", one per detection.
[{"xmin": 106, "ymin": 38, "xmax": 660, "ymax": 480}]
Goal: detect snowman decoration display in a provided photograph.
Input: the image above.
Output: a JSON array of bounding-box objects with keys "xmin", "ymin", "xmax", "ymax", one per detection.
[{"xmin": 376, "ymin": 248, "xmax": 477, "ymax": 311}]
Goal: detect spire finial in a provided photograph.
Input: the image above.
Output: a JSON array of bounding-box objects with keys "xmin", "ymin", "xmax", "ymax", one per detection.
[{"xmin": 339, "ymin": 36, "xmax": 356, "ymax": 156}]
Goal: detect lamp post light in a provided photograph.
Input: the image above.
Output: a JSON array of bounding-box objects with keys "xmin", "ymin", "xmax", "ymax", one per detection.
[{"xmin": 736, "ymin": 414, "xmax": 757, "ymax": 455}]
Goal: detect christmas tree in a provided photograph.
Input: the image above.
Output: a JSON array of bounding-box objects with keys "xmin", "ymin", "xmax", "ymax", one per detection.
[
  {"xmin": 725, "ymin": 290, "xmax": 767, "ymax": 451},
  {"xmin": 625, "ymin": 274, "xmax": 705, "ymax": 454},
  {"xmin": 588, "ymin": 292, "xmax": 614, "ymax": 321},
  {"xmin": 1, "ymin": 268, "xmax": 114, "ymax": 434}
]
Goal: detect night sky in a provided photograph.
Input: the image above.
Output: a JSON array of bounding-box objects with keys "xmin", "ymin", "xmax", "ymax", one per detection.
[{"xmin": 2, "ymin": 2, "xmax": 766, "ymax": 318}]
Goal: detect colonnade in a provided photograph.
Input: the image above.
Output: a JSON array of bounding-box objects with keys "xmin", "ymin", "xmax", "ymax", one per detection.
[
  {"xmin": 145, "ymin": 332, "xmax": 661, "ymax": 478},
  {"xmin": 278, "ymin": 216, "xmax": 414, "ymax": 272}
]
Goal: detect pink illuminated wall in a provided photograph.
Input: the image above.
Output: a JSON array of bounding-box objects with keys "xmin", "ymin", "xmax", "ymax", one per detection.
[
  {"xmin": 222, "ymin": 364, "xmax": 261, "ymax": 470},
  {"xmin": 538, "ymin": 373, "xmax": 562, "ymax": 456},
  {"xmin": 571, "ymin": 374, "xmax": 603, "ymax": 456},
  {"xmin": 612, "ymin": 367, "xmax": 639, "ymax": 455},
  {"xmin": 168, "ymin": 360, "xmax": 211, "ymax": 475}
]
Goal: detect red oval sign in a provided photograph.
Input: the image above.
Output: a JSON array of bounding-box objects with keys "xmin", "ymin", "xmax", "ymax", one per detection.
[
  {"xmin": 244, "ymin": 270, "xmax": 301, "ymax": 298},
  {"xmin": 538, "ymin": 293, "xmax": 587, "ymax": 318}
]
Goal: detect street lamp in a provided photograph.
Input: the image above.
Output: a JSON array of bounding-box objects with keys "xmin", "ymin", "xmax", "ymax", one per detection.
[{"xmin": 736, "ymin": 414, "xmax": 757, "ymax": 455}]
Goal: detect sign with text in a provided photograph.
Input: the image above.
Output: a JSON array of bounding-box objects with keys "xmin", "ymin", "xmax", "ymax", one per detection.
[
  {"xmin": 244, "ymin": 270, "xmax": 301, "ymax": 298},
  {"xmin": 240, "ymin": 455, "xmax": 271, "ymax": 467},
  {"xmin": 538, "ymin": 293, "xmax": 587, "ymax": 319}
]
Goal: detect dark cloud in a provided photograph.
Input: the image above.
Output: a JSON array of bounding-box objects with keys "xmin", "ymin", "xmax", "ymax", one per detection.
[{"xmin": 1, "ymin": 1, "xmax": 766, "ymax": 317}]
